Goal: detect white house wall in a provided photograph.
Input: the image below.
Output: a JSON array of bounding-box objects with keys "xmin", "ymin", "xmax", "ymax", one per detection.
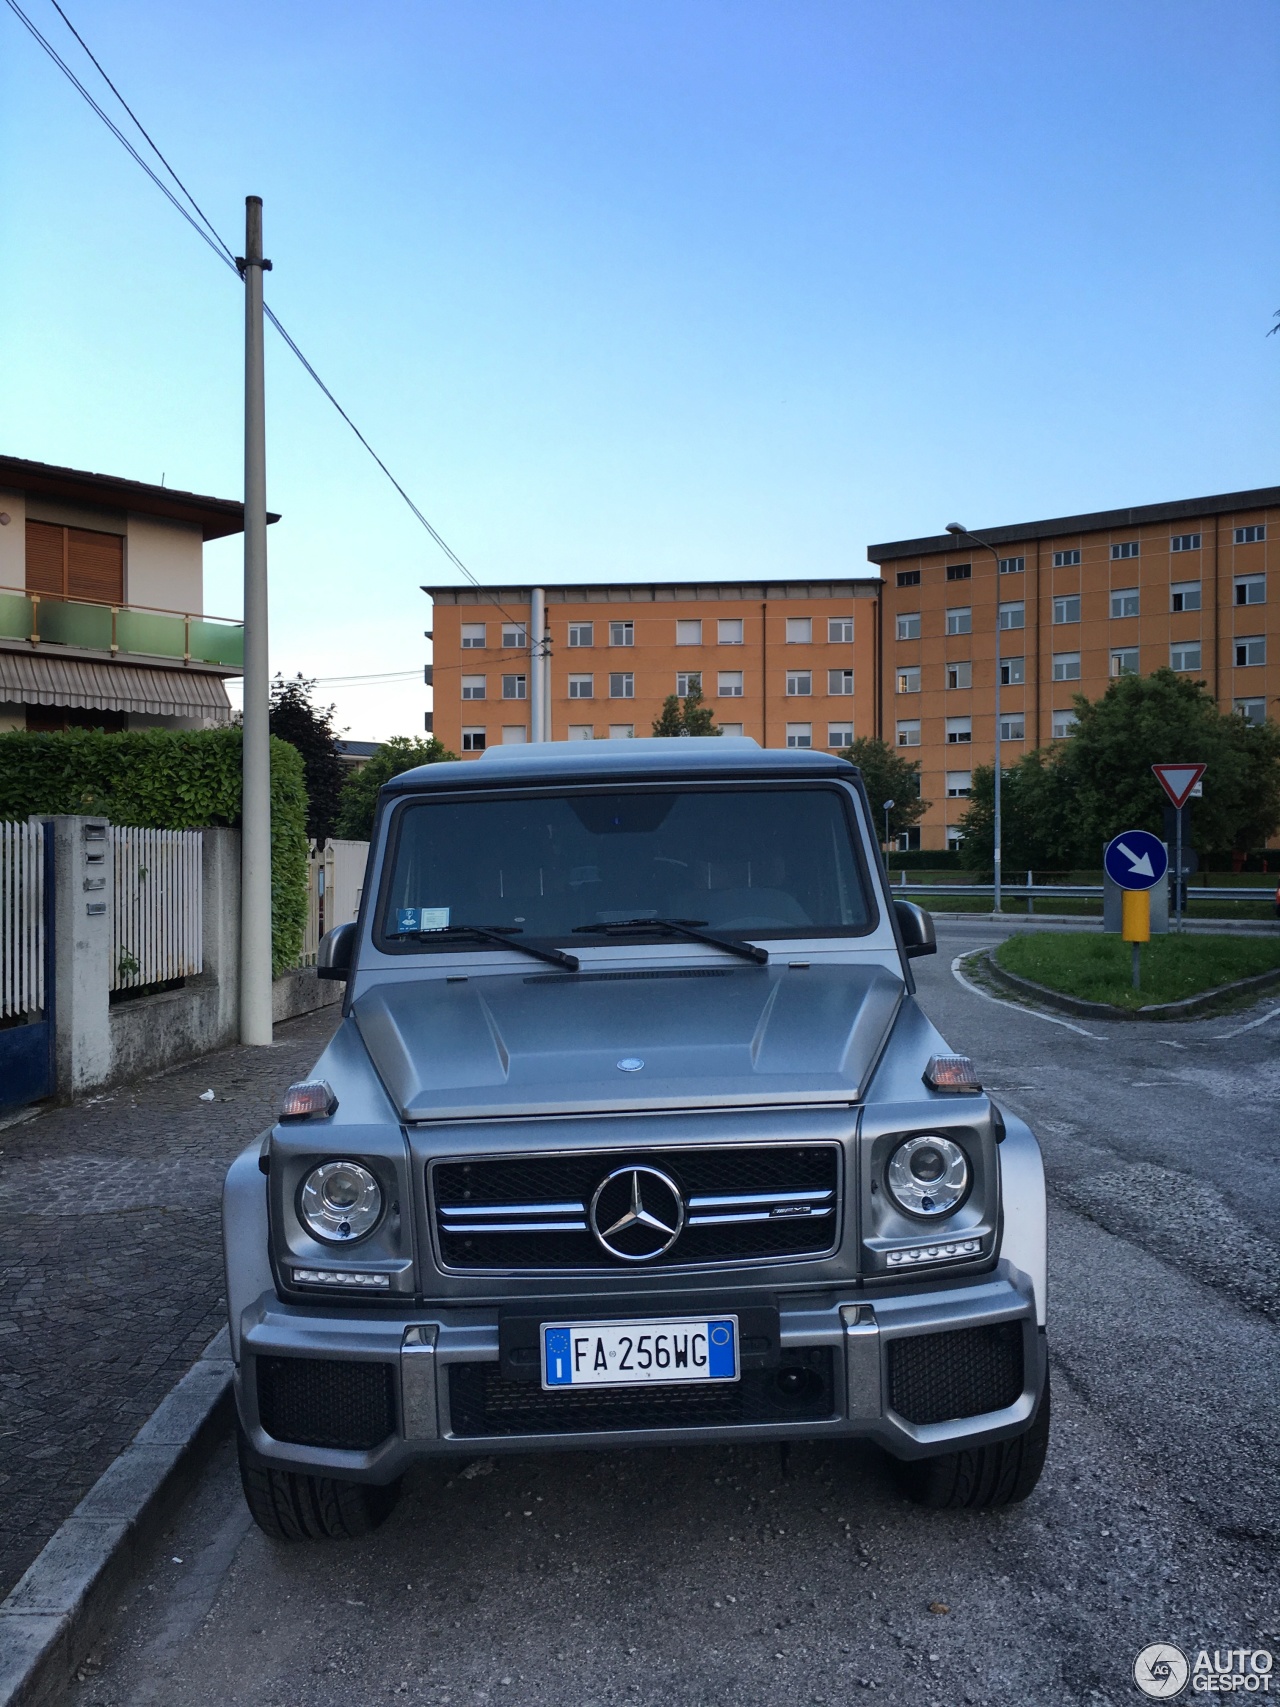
[
  {"xmin": 0, "ymin": 491, "xmax": 26, "ymax": 591},
  {"xmin": 125, "ymin": 514, "xmax": 202, "ymax": 614}
]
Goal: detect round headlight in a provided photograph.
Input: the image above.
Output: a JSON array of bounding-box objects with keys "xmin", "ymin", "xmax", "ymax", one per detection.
[
  {"xmin": 886, "ymin": 1135, "xmax": 970, "ymax": 1218},
  {"xmin": 299, "ymin": 1161, "xmax": 382, "ymax": 1242}
]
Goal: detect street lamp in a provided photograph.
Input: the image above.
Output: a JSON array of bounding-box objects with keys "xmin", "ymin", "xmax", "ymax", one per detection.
[
  {"xmin": 947, "ymin": 523, "xmax": 1005, "ymax": 913},
  {"xmin": 883, "ymin": 798, "xmax": 895, "ymax": 852}
]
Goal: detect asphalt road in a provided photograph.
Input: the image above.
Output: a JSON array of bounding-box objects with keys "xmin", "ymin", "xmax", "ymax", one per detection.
[{"xmin": 74, "ymin": 921, "xmax": 1280, "ymax": 1707}]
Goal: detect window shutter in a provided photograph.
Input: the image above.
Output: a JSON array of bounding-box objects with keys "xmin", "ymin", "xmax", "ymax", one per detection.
[
  {"xmin": 25, "ymin": 520, "xmax": 65, "ymax": 595},
  {"xmin": 67, "ymin": 528, "xmax": 124, "ymax": 603}
]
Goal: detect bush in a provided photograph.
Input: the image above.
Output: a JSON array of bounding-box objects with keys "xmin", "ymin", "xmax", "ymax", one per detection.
[
  {"xmin": 0, "ymin": 727, "xmax": 309, "ymax": 975},
  {"xmin": 335, "ymin": 736, "xmax": 456, "ymax": 840}
]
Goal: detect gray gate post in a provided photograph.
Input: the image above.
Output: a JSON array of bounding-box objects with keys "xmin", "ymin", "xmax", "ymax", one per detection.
[{"xmin": 51, "ymin": 816, "xmax": 114, "ymax": 1097}]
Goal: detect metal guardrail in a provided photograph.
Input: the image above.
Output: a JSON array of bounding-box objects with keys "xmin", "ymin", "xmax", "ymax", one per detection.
[{"xmin": 891, "ymin": 882, "xmax": 1276, "ymax": 902}]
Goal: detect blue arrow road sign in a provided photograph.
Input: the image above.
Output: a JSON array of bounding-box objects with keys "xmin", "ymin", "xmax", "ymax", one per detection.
[{"xmin": 1104, "ymin": 830, "xmax": 1168, "ymax": 891}]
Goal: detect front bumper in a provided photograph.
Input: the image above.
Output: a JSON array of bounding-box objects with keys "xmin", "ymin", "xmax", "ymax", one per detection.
[{"xmin": 234, "ymin": 1261, "xmax": 1044, "ymax": 1482}]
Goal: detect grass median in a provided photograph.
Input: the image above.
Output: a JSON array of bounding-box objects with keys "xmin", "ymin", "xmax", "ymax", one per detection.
[{"xmin": 993, "ymin": 931, "xmax": 1280, "ymax": 1011}]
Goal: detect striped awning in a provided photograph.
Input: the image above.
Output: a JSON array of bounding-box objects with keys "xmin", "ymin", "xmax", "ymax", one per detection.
[{"xmin": 0, "ymin": 650, "xmax": 232, "ymax": 721}]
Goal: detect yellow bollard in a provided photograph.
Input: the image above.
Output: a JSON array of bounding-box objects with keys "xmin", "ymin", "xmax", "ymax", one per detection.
[{"xmin": 1122, "ymin": 889, "xmax": 1150, "ymax": 989}]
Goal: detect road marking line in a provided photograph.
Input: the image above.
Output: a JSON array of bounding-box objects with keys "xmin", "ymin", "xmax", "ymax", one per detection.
[
  {"xmin": 949, "ymin": 950, "xmax": 1106, "ymax": 1040},
  {"xmin": 1213, "ymin": 1006, "xmax": 1280, "ymax": 1040}
]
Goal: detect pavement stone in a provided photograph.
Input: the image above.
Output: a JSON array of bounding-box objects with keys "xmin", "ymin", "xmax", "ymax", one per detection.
[{"xmin": 0, "ymin": 1006, "xmax": 339, "ymax": 1600}]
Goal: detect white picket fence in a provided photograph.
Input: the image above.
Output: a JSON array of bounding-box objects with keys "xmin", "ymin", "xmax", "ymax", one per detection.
[
  {"xmin": 111, "ymin": 827, "xmax": 203, "ymax": 991},
  {"xmin": 300, "ymin": 838, "xmax": 370, "ymax": 965},
  {"xmin": 0, "ymin": 820, "xmax": 45, "ymax": 1019}
]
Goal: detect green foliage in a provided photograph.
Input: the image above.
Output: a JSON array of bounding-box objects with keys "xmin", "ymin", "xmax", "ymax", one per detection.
[
  {"xmin": 335, "ymin": 735, "xmax": 457, "ymax": 840},
  {"xmin": 994, "ymin": 929, "xmax": 1280, "ymax": 1011},
  {"xmin": 839, "ymin": 737, "xmax": 929, "ymax": 843},
  {"xmin": 269, "ymin": 674, "xmax": 347, "ymax": 843},
  {"xmin": 0, "ymin": 727, "xmax": 309, "ymax": 975},
  {"xmin": 959, "ymin": 671, "xmax": 1280, "ymax": 867},
  {"xmin": 651, "ymin": 683, "xmax": 722, "ymax": 737}
]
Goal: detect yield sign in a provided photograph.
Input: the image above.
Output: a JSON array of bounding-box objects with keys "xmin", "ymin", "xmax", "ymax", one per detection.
[{"xmin": 1152, "ymin": 763, "xmax": 1206, "ymax": 809}]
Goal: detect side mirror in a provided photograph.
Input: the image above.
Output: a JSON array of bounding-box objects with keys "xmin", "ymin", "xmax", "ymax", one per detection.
[
  {"xmin": 317, "ymin": 921, "xmax": 356, "ymax": 981},
  {"xmin": 894, "ymin": 899, "xmax": 937, "ymax": 959}
]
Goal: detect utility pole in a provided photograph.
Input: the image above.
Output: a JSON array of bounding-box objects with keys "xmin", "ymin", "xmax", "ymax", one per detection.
[
  {"xmin": 948, "ymin": 524, "xmax": 1005, "ymax": 912},
  {"xmin": 530, "ymin": 587, "xmax": 546, "ymax": 741},
  {"xmin": 238, "ymin": 196, "xmax": 273, "ymax": 1044}
]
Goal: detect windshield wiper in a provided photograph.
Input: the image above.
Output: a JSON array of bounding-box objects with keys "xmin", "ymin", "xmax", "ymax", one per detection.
[
  {"xmin": 390, "ymin": 924, "xmax": 579, "ymax": 971},
  {"xmin": 571, "ymin": 917, "xmax": 767, "ymax": 966}
]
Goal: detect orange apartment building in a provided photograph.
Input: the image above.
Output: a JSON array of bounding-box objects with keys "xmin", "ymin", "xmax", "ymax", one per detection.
[
  {"xmin": 867, "ymin": 484, "xmax": 1280, "ymax": 851},
  {"xmin": 424, "ymin": 580, "xmax": 882, "ymax": 758}
]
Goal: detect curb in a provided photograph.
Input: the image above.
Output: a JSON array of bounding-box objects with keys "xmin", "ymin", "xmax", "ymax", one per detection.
[
  {"xmin": 981, "ymin": 950, "xmax": 1280, "ymax": 1021},
  {"xmin": 0, "ymin": 1329, "xmax": 233, "ymax": 1707}
]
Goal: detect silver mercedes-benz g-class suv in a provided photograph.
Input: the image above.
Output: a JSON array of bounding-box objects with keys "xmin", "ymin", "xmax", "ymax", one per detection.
[{"xmin": 224, "ymin": 738, "xmax": 1048, "ymax": 1540}]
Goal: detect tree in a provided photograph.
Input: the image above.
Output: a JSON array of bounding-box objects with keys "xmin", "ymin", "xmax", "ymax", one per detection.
[
  {"xmin": 839, "ymin": 737, "xmax": 929, "ymax": 844},
  {"xmin": 268, "ymin": 674, "xmax": 347, "ymax": 843},
  {"xmin": 956, "ymin": 750, "xmax": 1081, "ymax": 872},
  {"xmin": 651, "ymin": 682, "xmax": 722, "ymax": 737},
  {"xmin": 335, "ymin": 735, "xmax": 457, "ymax": 840}
]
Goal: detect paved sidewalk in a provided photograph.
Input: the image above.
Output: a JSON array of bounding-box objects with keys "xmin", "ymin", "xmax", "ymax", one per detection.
[{"xmin": 0, "ymin": 1006, "xmax": 341, "ymax": 1600}]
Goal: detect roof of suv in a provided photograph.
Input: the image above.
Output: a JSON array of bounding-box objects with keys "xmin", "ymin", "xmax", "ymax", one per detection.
[{"xmin": 382, "ymin": 736, "xmax": 859, "ymax": 795}]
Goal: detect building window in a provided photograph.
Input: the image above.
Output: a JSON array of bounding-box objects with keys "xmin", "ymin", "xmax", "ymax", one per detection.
[
  {"xmin": 1235, "ymin": 698, "xmax": 1266, "ymax": 725},
  {"xmin": 945, "ymin": 716, "xmax": 972, "ymax": 744},
  {"xmin": 896, "ymin": 665, "xmax": 921, "ymax": 694},
  {"xmin": 676, "ymin": 619, "xmax": 702, "ymax": 645},
  {"xmin": 1235, "ymin": 636, "xmax": 1266, "ymax": 667},
  {"xmin": 895, "ymin": 719, "xmax": 921, "ymax": 747},
  {"xmin": 1053, "ymin": 595, "xmax": 1081, "ymax": 624},
  {"xmin": 999, "ymin": 715, "xmax": 1025, "ymax": 741},
  {"xmin": 717, "ymin": 618, "xmax": 744, "ymax": 644},
  {"xmin": 609, "ymin": 620, "xmax": 634, "ymax": 647},
  {"xmin": 502, "ymin": 624, "xmax": 527, "ymax": 648},
  {"xmin": 785, "ymin": 670, "xmax": 812, "ymax": 696},
  {"xmin": 1052, "ymin": 653, "xmax": 1081, "ymax": 681},
  {"xmin": 945, "ymin": 827, "xmax": 964, "ymax": 852},
  {"xmin": 1171, "ymin": 581, "xmax": 1201, "ymax": 613},
  {"xmin": 719, "ymin": 722, "xmax": 744, "ymax": 737},
  {"xmin": 676, "ymin": 671, "xmax": 702, "ymax": 696},
  {"xmin": 1111, "ymin": 648, "xmax": 1140, "ymax": 677},
  {"xmin": 608, "ymin": 723, "xmax": 635, "ymax": 738},
  {"xmin": 828, "ymin": 617, "xmax": 854, "ymax": 644},
  {"xmin": 1052, "ymin": 710, "xmax": 1078, "ymax": 739},
  {"xmin": 999, "ymin": 601, "xmax": 1025, "ymax": 631},
  {"xmin": 1171, "ymin": 642, "xmax": 1201, "ymax": 672},
  {"xmin": 1052, "ymin": 549, "xmax": 1081, "ymax": 568},
  {"xmin": 896, "ymin": 612, "xmax": 921, "ymax": 641},
  {"xmin": 1110, "ymin": 541, "xmax": 1140, "ymax": 560},
  {"xmin": 896, "ymin": 570, "xmax": 921, "ymax": 588},
  {"xmin": 718, "ymin": 670, "xmax": 744, "ymax": 697},
  {"xmin": 1110, "ymin": 588, "xmax": 1139, "ymax": 618},
  {"xmin": 1235, "ymin": 574, "xmax": 1266, "ymax": 606},
  {"xmin": 1171, "ymin": 533, "xmax": 1201, "ymax": 553},
  {"xmin": 501, "ymin": 674, "xmax": 527, "ymax": 700},
  {"xmin": 946, "ymin": 607, "xmax": 972, "ymax": 636},
  {"xmin": 567, "ymin": 622, "xmax": 594, "ymax": 647},
  {"xmin": 609, "ymin": 672, "xmax": 634, "ymax": 698},
  {"xmin": 567, "ymin": 674, "xmax": 594, "ymax": 699},
  {"xmin": 461, "ymin": 727, "xmax": 486, "ymax": 752},
  {"xmin": 828, "ymin": 722, "xmax": 853, "ymax": 748},
  {"xmin": 946, "ymin": 661, "xmax": 972, "ymax": 689},
  {"xmin": 785, "ymin": 723, "xmax": 812, "ymax": 748},
  {"xmin": 460, "ymin": 623, "xmax": 487, "ymax": 649},
  {"xmin": 999, "ymin": 656, "xmax": 1024, "ymax": 686},
  {"xmin": 567, "ymin": 725, "xmax": 594, "ymax": 740},
  {"xmin": 501, "ymin": 726, "xmax": 528, "ymax": 744},
  {"xmin": 828, "ymin": 669, "xmax": 854, "ymax": 696},
  {"xmin": 1235, "ymin": 525, "xmax": 1266, "ymax": 545},
  {"xmin": 785, "ymin": 617, "xmax": 812, "ymax": 644},
  {"xmin": 461, "ymin": 675, "xmax": 486, "ymax": 700},
  {"xmin": 945, "ymin": 771, "xmax": 972, "ymax": 799},
  {"xmin": 945, "ymin": 563, "xmax": 971, "ymax": 582},
  {"xmin": 999, "ymin": 556, "xmax": 1025, "ymax": 574}
]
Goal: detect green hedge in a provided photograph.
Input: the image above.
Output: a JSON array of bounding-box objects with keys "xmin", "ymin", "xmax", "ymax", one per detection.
[{"xmin": 0, "ymin": 728, "xmax": 308, "ymax": 976}]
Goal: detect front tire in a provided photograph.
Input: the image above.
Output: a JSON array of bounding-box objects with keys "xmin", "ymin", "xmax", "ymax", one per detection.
[
  {"xmin": 236, "ymin": 1425, "xmax": 401, "ymax": 1541},
  {"xmin": 895, "ymin": 1367, "xmax": 1051, "ymax": 1510}
]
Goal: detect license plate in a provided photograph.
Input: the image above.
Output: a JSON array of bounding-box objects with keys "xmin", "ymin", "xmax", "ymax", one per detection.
[{"xmin": 541, "ymin": 1316, "xmax": 739, "ymax": 1390}]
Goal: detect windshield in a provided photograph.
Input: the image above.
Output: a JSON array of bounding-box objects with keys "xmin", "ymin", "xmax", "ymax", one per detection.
[{"xmin": 377, "ymin": 785, "xmax": 874, "ymax": 948}]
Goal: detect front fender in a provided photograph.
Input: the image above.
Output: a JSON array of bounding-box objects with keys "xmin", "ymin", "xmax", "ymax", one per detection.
[
  {"xmin": 223, "ymin": 1139, "xmax": 274, "ymax": 1364},
  {"xmin": 997, "ymin": 1111, "xmax": 1047, "ymax": 1327}
]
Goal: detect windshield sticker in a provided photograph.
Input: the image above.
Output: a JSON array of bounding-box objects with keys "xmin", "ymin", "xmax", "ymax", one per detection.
[{"xmin": 397, "ymin": 906, "xmax": 450, "ymax": 933}]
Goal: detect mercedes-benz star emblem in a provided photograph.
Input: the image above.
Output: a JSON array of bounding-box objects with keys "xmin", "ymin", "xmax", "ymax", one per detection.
[{"xmin": 589, "ymin": 1165, "xmax": 685, "ymax": 1262}]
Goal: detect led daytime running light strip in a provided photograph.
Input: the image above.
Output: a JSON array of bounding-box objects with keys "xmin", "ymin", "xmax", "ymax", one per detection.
[
  {"xmin": 886, "ymin": 1238, "xmax": 981, "ymax": 1267},
  {"xmin": 292, "ymin": 1268, "xmax": 391, "ymax": 1289}
]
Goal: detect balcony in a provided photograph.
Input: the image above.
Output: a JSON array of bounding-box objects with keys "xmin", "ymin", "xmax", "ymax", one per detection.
[{"xmin": 0, "ymin": 591, "xmax": 243, "ymax": 669}]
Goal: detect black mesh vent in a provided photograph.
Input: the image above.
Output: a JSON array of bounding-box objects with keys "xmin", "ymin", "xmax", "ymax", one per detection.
[
  {"xmin": 446, "ymin": 1349, "xmax": 836, "ymax": 1437},
  {"xmin": 887, "ymin": 1324, "xmax": 1024, "ymax": 1424},
  {"xmin": 257, "ymin": 1356, "xmax": 397, "ymax": 1450},
  {"xmin": 432, "ymin": 1146, "xmax": 840, "ymax": 1271}
]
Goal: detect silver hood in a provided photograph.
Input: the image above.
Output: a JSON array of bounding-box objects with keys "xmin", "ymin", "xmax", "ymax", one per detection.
[{"xmin": 351, "ymin": 961, "xmax": 903, "ymax": 1122}]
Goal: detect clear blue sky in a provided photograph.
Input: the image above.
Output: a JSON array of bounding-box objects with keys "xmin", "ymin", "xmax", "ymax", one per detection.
[{"xmin": 1, "ymin": 1, "xmax": 1276, "ymax": 739}]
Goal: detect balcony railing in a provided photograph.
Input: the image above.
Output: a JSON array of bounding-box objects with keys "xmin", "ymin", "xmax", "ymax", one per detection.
[{"xmin": 0, "ymin": 591, "xmax": 243, "ymax": 669}]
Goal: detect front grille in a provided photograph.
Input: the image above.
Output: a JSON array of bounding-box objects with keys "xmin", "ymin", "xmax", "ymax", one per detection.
[
  {"xmin": 256, "ymin": 1355, "xmax": 397, "ymax": 1450},
  {"xmin": 432, "ymin": 1145, "xmax": 840, "ymax": 1271},
  {"xmin": 446, "ymin": 1348, "xmax": 836, "ymax": 1437},
  {"xmin": 887, "ymin": 1324, "xmax": 1024, "ymax": 1424}
]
